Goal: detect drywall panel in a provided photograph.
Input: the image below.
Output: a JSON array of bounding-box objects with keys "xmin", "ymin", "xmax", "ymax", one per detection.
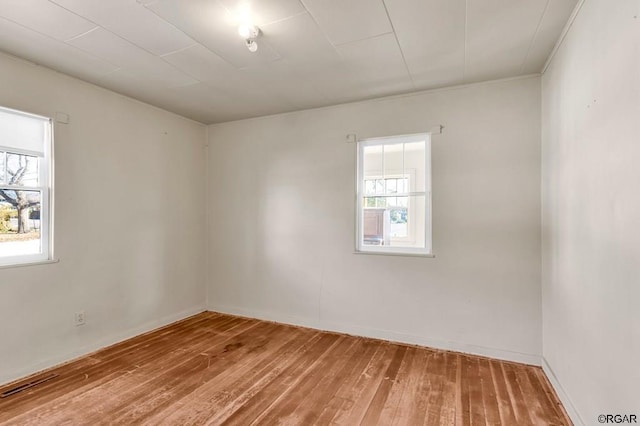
[
  {"xmin": 67, "ymin": 28, "xmax": 197, "ymax": 87},
  {"xmin": 207, "ymin": 76, "xmax": 542, "ymax": 364},
  {"xmin": 335, "ymin": 33, "xmax": 413, "ymax": 92},
  {"xmin": 384, "ymin": 0, "xmax": 466, "ymax": 89},
  {"xmin": 0, "ymin": 52, "xmax": 207, "ymax": 385},
  {"xmin": 51, "ymin": 0, "xmax": 195, "ymax": 55},
  {"xmin": 465, "ymin": 0, "xmax": 548, "ymax": 82},
  {"xmin": 0, "ymin": 0, "xmax": 96, "ymax": 41},
  {"xmin": 301, "ymin": 0, "xmax": 392, "ymax": 46},
  {"xmin": 542, "ymin": 0, "xmax": 640, "ymax": 424},
  {"xmin": 0, "ymin": 16, "xmax": 117, "ymax": 81}
]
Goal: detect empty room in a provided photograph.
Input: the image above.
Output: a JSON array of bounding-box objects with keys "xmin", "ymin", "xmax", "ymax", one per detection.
[{"xmin": 0, "ymin": 0, "xmax": 637, "ymax": 424}]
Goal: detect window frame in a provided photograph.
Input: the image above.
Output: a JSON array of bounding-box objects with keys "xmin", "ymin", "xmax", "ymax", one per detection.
[
  {"xmin": 0, "ymin": 106, "xmax": 54, "ymax": 267},
  {"xmin": 355, "ymin": 133, "xmax": 432, "ymax": 256}
]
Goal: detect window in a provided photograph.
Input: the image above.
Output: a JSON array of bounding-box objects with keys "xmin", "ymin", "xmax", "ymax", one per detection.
[
  {"xmin": 0, "ymin": 106, "xmax": 53, "ymax": 266},
  {"xmin": 356, "ymin": 133, "xmax": 431, "ymax": 255}
]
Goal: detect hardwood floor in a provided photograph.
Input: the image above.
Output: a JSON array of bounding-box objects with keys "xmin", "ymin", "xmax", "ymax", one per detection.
[{"xmin": 0, "ymin": 312, "xmax": 570, "ymax": 425}]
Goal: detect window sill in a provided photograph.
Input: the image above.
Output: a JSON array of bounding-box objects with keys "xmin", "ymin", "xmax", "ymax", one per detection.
[
  {"xmin": 0, "ymin": 258, "xmax": 59, "ymax": 270},
  {"xmin": 353, "ymin": 251, "xmax": 435, "ymax": 258}
]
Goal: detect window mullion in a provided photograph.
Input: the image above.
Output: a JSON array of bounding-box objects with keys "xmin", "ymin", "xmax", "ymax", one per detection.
[
  {"xmin": 0, "ymin": 185, "xmax": 46, "ymax": 191},
  {"xmin": 362, "ymin": 192, "xmax": 426, "ymax": 197}
]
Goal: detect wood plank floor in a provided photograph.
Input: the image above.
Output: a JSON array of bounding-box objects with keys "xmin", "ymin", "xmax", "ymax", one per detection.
[{"xmin": 0, "ymin": 312, "xmax": 571, "ymax": 425}]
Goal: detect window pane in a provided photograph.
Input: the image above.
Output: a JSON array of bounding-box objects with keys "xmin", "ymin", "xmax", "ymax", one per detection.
[
  {"xmin": 363, "ymin": 197, "xmax": 388, "ymax": 208},
  {"xmin": 404, "ymin": 141, "xmax": 426, "ymax": 192},
  {"xmin": 389, "ymin": 207, "xmax": 408, "ymax": 238},
  {"xmin": 6, "ymin": 153, "xmax": 39, "ymax": 187},
  {"xmin": 364, "ymin": 179, "xmax": 375, "ymax": 195},
  {"xmin": 0, "ymin": 152, "xmax": 5, "ymax": 184},
  {"xmin": 397, "ymin": 178, "xmax": 408, "ymax": 194},
  {"xmin": 386, "ymin": 178, "xmax": 396, "ymax": 193},
  {"xmin": 387, "ymin": 195, "xmax": 426, "ymax": 249},
  {"xmin": 363, "ymin": 145, "xmax": 382, "ymax": 181},
  {"xmin": 0, "ymin": 190, "xmax": 42, "ymax": 258},
  {"xmin": 383, "ymin": 143, "xmax": 403, "ymax": 179},
  {"xmin": 375, "ymin": 179, "xmax": 384, "ymax": 194},
  {"xmin": 362, "ymin": 207, "xmax": 386, "ymax": 246},
  {"xmin": 360, "ymin": 195, "xmax": 425, "ymax": 249}
]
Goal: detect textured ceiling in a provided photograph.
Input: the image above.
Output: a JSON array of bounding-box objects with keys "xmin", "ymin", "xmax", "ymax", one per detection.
[{"xmin": 0, "ymin": 0, "xmax": 578, "ymax": 123}]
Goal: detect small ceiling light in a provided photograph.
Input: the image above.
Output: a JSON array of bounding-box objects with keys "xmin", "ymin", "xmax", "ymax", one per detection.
[
  {"xmin": 239, "ymin": 24, "xmax": 260, "ymax": 53},
  {"xmin": 245, "ymin": 39, "xmax": 258, "ymax": 52},
  {"xmin": 238, "ymin": 24, "xmax": 259, "ymax": 39}
]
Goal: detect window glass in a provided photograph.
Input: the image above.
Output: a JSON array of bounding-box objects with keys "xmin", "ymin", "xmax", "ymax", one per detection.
[
  {"xmin": 0, "ymin": 152, "xmax": 5, "ymax": 184},
  {"xmin": 6, "ymin": 153, "xmax": 39, "ymax": 187},
  {"xmin": 357, "ymin": 133, "xmax": 431, "ymax": 255},
  {"xmin": 0, "ymin": 106, "xmax": 52, "ymax": 266}
]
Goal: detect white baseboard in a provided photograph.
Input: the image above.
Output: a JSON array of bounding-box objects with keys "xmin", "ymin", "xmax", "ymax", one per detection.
[
  {"xmin": 541, "ymin": 357, "xmax": 584, "ymax": 425},
  {"xmin": 207, "ymin": 304, "xmax": 541, "ymax": 366},
  {"xmin": 0, "ymin": 305, "xmax": 206, "ymax": 387}
]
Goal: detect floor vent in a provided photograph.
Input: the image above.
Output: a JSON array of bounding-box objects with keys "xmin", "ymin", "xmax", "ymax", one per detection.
[{"xmin": 0, "ymin": 374, "xmax": 58, "ymax": 398}]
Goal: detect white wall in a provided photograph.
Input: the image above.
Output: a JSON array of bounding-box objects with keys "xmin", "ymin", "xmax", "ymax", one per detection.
[
  {"xmin": 542, "ymin": 1, "xmax": 640, "ymax": 423},
  {"xmin": 0, "ymin": 53, "xmax": 207, "ymax": 385},
  {"xmin": 207, "ymin": 76, "xmax": 542, "ymax": 364}
]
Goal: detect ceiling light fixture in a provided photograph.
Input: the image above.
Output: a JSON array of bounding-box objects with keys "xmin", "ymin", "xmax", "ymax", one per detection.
[
  {"xmin": 245, "ymin": 39, "xmax": 258, "ymax": 53},
  {"xmin": 238, "ymin": 24, "xmax": 259, "ymax": 39},
  {"xmin": 238, "ymin": 24, "xmax": 260, "ymax": 53}
]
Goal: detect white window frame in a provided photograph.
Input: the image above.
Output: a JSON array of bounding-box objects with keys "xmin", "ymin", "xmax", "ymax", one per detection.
[
  {"xmin": 0, "ymin": 106, "xmax": 54, "ymax": 267},
  {"xmin": 356, "ymin": 133, "xmax": 432, "ymax": 256}
]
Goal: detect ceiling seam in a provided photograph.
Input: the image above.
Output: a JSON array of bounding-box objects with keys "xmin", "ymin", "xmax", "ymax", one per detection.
[
  {"xmin": 48, "ymin": 0, "xmax": 176, "ymax": 57},
  {"xmin": 141, "ymin": 0, "xmax": 248, "ymax": 71},
  {"xmin": 260, "ymin": 11, "xmax": 308, "ymax": 28},
  {"xmin": 381, "ymin": 0, "xmax": 415, "ymax": 89},
  {"xmin": 64, "ymin": 26, "xmax": 100, "ymax": 43},
  {"xmin": 270, "ymin": 3, "xmax": 339, "ymax": 112},
  {"xmin": 332, "ymin": 31, "xmax": 395, "ymax": 48},
  {"xmin": 159, "ymin": 43, "xmax": 200, "ymax": 58},
  {"xmin": 297, "ymin": 0, "xmax": 345, "ymax": 51},
  {"xmin": 47, "ymin": 0, "xmax": 236, "ymax": 83},
  {"xmin": 519, "ymin": 0, "xmax": 551, "ymax": 74},
  {"xmin": 0, "ymin": 14, "xmax": 120, "ymax": 74}
]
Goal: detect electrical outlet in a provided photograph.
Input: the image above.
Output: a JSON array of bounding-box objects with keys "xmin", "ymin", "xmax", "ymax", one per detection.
[{"xmin": 75, "ymin": 311, "xmax": 86, "ymax": 326}]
